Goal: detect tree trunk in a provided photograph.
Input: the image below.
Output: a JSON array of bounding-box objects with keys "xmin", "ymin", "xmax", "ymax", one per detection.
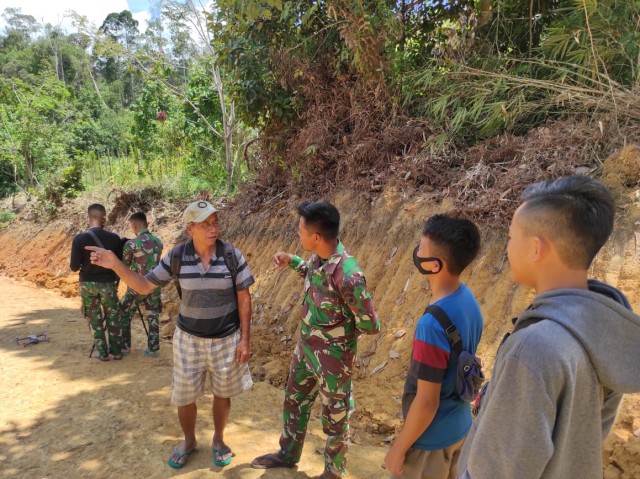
[
  {"xmin": 59, "ymin": 52, "xmax": 66, "ymax": 85},
  {"xmin": 478, "ymin": 0, "xmax": 493, "ymax": 27},
  {"xmin": 23, "ymin": 147, "xmax": 35, "ymax": 186},
  {"xmin": 89, "ymin": 67, "xmax": 108, "ymax": 109},
  {"xmin": 213, "ymin": 65, "xmax": 235, "ymax": 188}
]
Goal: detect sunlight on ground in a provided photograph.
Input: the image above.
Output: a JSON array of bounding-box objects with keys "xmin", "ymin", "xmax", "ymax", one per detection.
[
  {"xmin": 79, "ymin": 459, "xmax": 102, "ymax": 471},
  {"xmin": 51, "ymin": 451, "xmax": 71, "ymax": 462}
]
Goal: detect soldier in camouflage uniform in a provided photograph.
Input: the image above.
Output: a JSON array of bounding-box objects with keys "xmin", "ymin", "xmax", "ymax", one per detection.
[
  {"xmin": 119, "ymin": 212, "xmax": 164, "ymax": 355},
  {"xmin": 252, "ymin": 201, "xmax": 380, "ymax": 479},
  {"xmin": 70, "ymin": 204, "xmax": 124, "ymax": 361}
]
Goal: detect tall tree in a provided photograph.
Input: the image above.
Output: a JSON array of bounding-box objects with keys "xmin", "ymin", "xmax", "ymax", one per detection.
[
  {"xmin": 96, "ymin": 10, "xmax": 141, "ymax": 106},
  {"xmin": 162, "ymin": 0, "xmax": 238, "ymax": 186}
]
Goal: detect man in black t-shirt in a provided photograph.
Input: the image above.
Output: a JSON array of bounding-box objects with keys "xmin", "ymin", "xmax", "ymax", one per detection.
[{"xmin": 70, "ymin": 204, "xmax": 124, "ymax": 361}]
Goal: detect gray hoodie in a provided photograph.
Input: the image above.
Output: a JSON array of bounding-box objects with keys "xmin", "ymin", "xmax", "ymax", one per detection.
[{"xmin": 458, "ymin": 280, "xmax": 640, "ymax": 479}]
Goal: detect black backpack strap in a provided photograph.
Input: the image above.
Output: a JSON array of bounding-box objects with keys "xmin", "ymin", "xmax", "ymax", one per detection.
[
  {"xmin": 424, "ymin": 304, "xmax": 463, "ymax": 357},
  {"xmin": 87, "ymin": 229, "xmax": 105, "ymax": 249},
  {"xmin": 216, "ymin": 239, "xmax": 238, "ymax": 297},
  {"xmin": 87, "ymin": 229, "xmax": 121, "ymax": 286},
  {"xmin": 170, "ymin": 243, "xmax": 186, "ymax": 299}
]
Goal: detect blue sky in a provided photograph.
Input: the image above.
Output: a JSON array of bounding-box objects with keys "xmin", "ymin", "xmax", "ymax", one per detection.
[
  {"xmin": 128, "ymin": 0, "xmax": 151, "ymax": 13},
  {"xmin": 0, "ymin": 0, "xmax": 154, "ymax": 31}
]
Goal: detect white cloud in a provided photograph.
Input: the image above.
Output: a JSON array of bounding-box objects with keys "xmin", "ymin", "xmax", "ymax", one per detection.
[
  {"xmin": 132, "ymin": 10, "xmax": 150, "ymax": 32},
  {"xmin": 0, "ymin": 0, "xmax": 130, "ymax": 31}
]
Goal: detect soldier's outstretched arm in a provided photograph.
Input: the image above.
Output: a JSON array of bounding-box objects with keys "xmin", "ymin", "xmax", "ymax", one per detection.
[
  {"xmin": 85, "ymin": 246, "xmax": 156, "ymax": 295},
  {"xmin": 288, "ymin": 254, "xmax": 309, "ymax": 277},
  {"xmin": 272, "ymin": 251, "xmax": 292, "ymax": 269},
  {"xmin": 273, "ymin": 251, "xmax": 309, "ymax": 277}
]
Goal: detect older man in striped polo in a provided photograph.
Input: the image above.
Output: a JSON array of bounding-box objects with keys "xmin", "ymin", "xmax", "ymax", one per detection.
[{"xmin": 86, "ymin": 200, "xmax": 254, "ymax": 470}]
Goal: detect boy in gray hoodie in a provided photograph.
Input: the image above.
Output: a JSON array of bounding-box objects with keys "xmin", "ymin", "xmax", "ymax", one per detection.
[{"xmin": 457, "ymin": 175, "xmax": 640, "ymax": 479}]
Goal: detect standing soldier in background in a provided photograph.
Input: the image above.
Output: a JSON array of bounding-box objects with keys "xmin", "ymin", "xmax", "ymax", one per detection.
[
  {"xmin": 119, "ymin": 212, "xmax": 164, "ymax": 357},
  {"xmin": 70, "ymin": 203, "xmax": 124, "ymax": 361},
  {"xmin": 252, "ymin": 201, "xmax": 380, "ymax": 479}
]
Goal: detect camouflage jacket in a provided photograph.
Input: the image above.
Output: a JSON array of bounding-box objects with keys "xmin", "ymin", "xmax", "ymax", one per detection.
[
  {"xmin": 123, "ymin": 229, "xmax": 163, "ymax": 276},
  {"xmin": 290, "ymin": 240, "xmax": 380, "ymax": 347}
]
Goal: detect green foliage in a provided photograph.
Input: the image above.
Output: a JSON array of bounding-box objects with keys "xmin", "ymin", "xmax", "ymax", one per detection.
[
  {"xmin": 172, "ymin": 58, "xmax": 226, "ymax": 171},
  {"xmin": 2, "ymin": 0, "xmax": 639, "ymax": 205},
  {"xmin": 132, "ymin": 70, "xmax": 173, "ymax": 142},
  {"xmin": 401, "ymin": 0, "xmax": 640, "ymax": 149},
  {"xmin": 212, "ymin": 0, "xmax": 395, "ymax": 127},
  {"xmin": 161, "ymin": 174, "xmax": 217, "ymax": 201},
  {"xmin": 406, "ymin": 59, "xmax": 639, "ymax": 148},
  {"xmin": 0, "ymin": 71, "xmax": 74, "ymax": 187},
  {"xmin": 540, "ymin": 0, "xmax": 640, "ymax": 85},
  {"xmin": 1, "ymin": 8, "xmax": 39, "ymax": 40},
  {"xmin": 210, "ymin": 2, "xmax": 290, "ymax": 127},
  {"xmin": 93, "ymin": 10, "xmax": 141, "ymax": 105},
  {"xmin": 0, "ymin": 6, "xmax": 240, "ymax": 200},
  {"xmin": 216, "ymin": 0, "xmax": 284, "ymax": 22},
  {"xmin": 0, "ymin": 157, "xmax": 16, "ymax": 197},
  {"xmin": 211, "ymin": 0, "xmax": 477, "ymax": 130},
  {"xmin": 183, "ymin": 60, "xmax": 223, "ymax": 134},
  {"xmin": 37, "ymin": 161, "xmax": 84, "ymax": 214},
  {"xmin": 0, "ymin": 209, "xmax": 16, "ymax": 227}
]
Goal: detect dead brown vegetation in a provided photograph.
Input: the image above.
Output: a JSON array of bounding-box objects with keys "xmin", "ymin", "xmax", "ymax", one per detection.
[
  {"xmin": 602, "ymin": 145, "xmax": 640, "ymax": 198},
  {"xmin": 429, "ymin": 119, "xmax": 621, "ymax": 227},
  {"xmin": 234, "ymin": 22, "xmax": 640, "ymax": 227},
  {"xmin": 107, "ymin": 187, "xmax": 165, "ymax": 224},
  {"xmin": 241, "ymin": 76, "xmax": 638, "ymax": 228}
]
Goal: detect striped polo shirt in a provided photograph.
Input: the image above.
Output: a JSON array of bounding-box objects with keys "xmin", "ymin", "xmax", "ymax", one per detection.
[{"xmin": 147, "ymin": 240, "xmax": 254, "ymax": 338}]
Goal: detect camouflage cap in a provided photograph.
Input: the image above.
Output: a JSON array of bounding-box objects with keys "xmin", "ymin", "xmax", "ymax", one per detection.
[{"xmin": 183, "ymin": 200, "xmax": 218, "ymax": 224}]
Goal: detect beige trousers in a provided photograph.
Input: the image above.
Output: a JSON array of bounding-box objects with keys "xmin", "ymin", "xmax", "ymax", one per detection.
[{"xmin": 393, "ymin": 437, "xmax": 465, "ymax": 479}]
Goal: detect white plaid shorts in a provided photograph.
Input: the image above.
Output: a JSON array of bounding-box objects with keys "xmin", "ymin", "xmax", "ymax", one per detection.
[{"xmin": 171, "ymin": 327, "xmax": 253, "ymax": 406}]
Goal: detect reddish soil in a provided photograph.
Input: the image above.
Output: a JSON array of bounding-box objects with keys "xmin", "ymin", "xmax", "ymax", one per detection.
[{"xmin": 1, "ymin": 170, "xmax": 639, "ymax": 477}]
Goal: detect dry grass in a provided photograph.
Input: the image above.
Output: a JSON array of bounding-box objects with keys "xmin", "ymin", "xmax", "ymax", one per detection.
[
  {"xmin": 236, "ymin": 47, "xmax": 639, "ymax": 229},
  {"xmin": 239, "ymin": 101, "xmax": 638, "ymax": 228},
  {"xmin": 107, "ymin": 187, "xmax": 165, "ymax": 224}
]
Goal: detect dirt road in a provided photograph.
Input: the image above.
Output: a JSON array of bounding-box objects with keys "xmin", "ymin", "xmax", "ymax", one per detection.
[
  {"xmin": 2, "ymin": 272, "xmax": 639, "ymax": 479},
  {"xmin": 0, "ymin": 277, "xmax": 387, "ymax": 479}
]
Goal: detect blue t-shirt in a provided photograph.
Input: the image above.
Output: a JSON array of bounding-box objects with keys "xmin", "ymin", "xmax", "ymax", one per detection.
[{"xmin": 403, "ymin": 283, "xmax": 483, "ymax": 450}]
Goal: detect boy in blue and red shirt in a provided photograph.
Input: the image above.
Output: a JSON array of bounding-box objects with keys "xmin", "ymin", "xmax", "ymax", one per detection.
[{"xmin": 384, "ymin": 215, "xmax": 483, "ymax": 479}]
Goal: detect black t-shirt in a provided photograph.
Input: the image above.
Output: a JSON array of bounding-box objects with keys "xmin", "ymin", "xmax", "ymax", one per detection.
[{"xmin": 70, "ymin": 227, "xmax": 123, "ymax": 282}]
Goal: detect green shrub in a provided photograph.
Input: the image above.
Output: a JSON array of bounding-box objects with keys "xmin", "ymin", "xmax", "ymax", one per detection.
[
  {"xmin": 37, "ymin": 163, "xmax": 85, "ymax": 215},
  {"xmin": 0, "ymin": 210, "xmax": 16, "ymax": 227}
]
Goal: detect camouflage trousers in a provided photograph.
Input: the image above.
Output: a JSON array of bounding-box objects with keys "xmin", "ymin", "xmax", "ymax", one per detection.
[
  {"xmin": 119, "ymin": 287, "xmax": 161, "ymax": 352},
  {"xmin": 80, "ymin": 281, "xmax": 122, "ymax": 357},
  {"xmin": 278, "ymin": 339, "xmax": 355, "ymax": 477}
]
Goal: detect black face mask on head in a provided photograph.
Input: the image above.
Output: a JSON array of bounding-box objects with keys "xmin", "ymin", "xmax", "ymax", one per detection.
[{"xmin": 413, "ymin": 246, "xmax": 443, "ymax": 275}]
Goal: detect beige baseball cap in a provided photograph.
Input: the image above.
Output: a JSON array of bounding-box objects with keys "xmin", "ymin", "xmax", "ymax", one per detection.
[{"xmin": 183, "ymin": 200, "xmax": 218, "ymax": 224}]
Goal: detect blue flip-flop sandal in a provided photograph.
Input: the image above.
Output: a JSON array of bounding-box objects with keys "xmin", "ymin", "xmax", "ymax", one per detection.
[
  {"xmin": 213, "ymin": 447, "xmax": 234, "ymax": 467},
  {"xmin": 167, "ymin": 447, "xmax": 196, "ymax": 469}
]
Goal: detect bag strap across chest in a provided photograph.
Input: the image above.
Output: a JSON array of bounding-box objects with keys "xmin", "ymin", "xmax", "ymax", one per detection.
[
  {"xmin": 86, "ymin": 229, "xmax": 105, "ymax": 249},
  {"xmin": 170, "ymin": 240, "xmax": 238, "ymax": 299},
  {"xmin": 424, "ymin": 304, "xmax": 463, "ymax": 358}
]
